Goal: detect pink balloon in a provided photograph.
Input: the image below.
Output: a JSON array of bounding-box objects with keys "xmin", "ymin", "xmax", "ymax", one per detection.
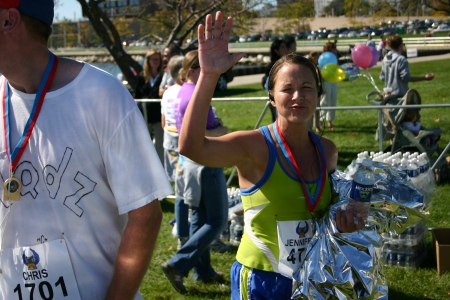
[
  {"xmin": 351, "ymin": 44, "xmax": 372, "ymax": 69},
  {"xmin": 367, "ymin": 46, "xmax": 379, "ymax": 68}
]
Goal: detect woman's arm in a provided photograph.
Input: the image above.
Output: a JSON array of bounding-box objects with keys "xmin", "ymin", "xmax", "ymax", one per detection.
[{"xmin": 179, "ymin": 12, "xmax": 247, "ymax": 168}]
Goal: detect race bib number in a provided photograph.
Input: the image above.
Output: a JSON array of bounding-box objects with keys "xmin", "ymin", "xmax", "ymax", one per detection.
[
  {"xmin": 277, "ymin": 219, "xmax": 314, "ymax": 278},
  {"xmin": 0, "ymin": 239, "xmax": 81, "ymax": 300}
]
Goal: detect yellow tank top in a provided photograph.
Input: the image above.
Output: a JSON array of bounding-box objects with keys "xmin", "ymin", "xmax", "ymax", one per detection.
[{"xmin": 236, "ymin": 126, "xmax": 333, "ymax": 272}]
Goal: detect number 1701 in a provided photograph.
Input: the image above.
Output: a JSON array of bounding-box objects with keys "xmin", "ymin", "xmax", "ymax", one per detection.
[{"xmin": 13, "ymin": 276, "xmax": 68, "ymax": 300}]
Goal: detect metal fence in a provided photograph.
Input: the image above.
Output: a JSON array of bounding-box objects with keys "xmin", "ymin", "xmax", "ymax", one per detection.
[
  {"xmin": 230, "ymin": 37, "xmax": 450, "ymax": 49},
  {"xmin": 137, "ymin": 97, "xmax": 450, "ymax": 184},
  {"xmin": 137, "ymin": 97, "xmax": 450, "ymax": 153}
]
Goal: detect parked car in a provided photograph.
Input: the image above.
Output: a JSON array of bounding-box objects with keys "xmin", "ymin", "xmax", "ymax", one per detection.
[
  {"xmin": 338, "ymin": 31, "xmax": 349, "ymax": 38},
  {"xmin": 382, "ymin": 28, "xmax": 397, "ymax": 36},
  {"xmin": 432, "ymin": 24, "xmax": 450, "ymax": 33},
  {"xmin": 359, "ymin": 29, "xmax": 371, "ymax": 37},
  {"xmin": 247, "ymin": 34, "xmax": 261, "ymax": 42},
  {"xmin": 238, "ymin": 35, "xmax": 248, "ymax": 43},
  {"xmin": 295, "ymin": 32, "xmax": 307, "ymax": 40},
  {"xmin": 371, "ymin": 28, "xmax": 382, "ymax": 36},
  {"xmin": 347, "ymin": 31, "xmax": 359, "ymax": 38},
  {"xmin": 318, "ymin": 29, "xmax": 331, "ymax": 38},
  {"xmin": 216, "ymin": 67, "xmax": 234, "ymax": 92},
  {"xmin": 431, "ymin": 21, "xmax": 442, "ymax": 28},
  {"xmin": 229, "ymin": 35, "xmax": 239, "ymax": 43},
  {"xmin": 327, "ymin": 29, "xmax": 340, "ymax": 38},
  {"xmin": 307, "ymin": 32, "xmax": 318, "ymax": 40}
]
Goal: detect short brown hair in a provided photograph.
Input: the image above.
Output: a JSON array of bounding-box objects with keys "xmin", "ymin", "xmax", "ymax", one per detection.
[
  {"xmin": 323, "ymin": 41, "xmax": 336, "ymax": 53},
  {"xmin": 387, "ymin": 36, "xmax": 403, "ymax": 51}
]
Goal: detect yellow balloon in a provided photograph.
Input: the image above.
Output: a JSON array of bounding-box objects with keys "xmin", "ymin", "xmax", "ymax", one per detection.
[{"xmin": 321, "ymin": 63, "xmax": 346, "ymax": 83}]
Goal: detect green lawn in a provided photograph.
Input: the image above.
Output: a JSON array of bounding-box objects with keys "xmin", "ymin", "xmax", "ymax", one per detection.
[{"xmin": 141, "ymin": 58, "xmax": 450, "ymax": 299}]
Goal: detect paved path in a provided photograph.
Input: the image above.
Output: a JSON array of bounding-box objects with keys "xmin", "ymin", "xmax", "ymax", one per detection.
[{"xmin": 228, "ymin": 52, "xmax": 450, "ymax": 87}]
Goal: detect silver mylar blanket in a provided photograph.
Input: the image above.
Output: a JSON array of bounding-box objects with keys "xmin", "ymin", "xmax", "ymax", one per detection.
[{"xmin": 292, "ymin": 161, "xmax": 430, "ymax": 300}]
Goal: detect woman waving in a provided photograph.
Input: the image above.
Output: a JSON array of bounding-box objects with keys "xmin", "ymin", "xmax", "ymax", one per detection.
[{"xmin": 178, "ymin": 12, "xmax": 365, "ymax": 299}]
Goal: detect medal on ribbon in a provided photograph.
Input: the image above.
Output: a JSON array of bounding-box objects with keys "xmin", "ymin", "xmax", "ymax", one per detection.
[
  {"xmin": 273, "ymin": 120, "xmax": 327, "ymax": 213},
  {"xmin": 2, "ymin": 52, "xmax": 58, "ymax": 201}
]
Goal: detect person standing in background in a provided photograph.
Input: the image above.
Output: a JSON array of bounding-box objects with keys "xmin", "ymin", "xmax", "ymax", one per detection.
[
  {"xmin": 162, "ymin": 50, "xmax": 229, "ymax": 294},
  {"xmin": 160, "ymin": 55, "xmax": 190, "ymax": 249},
  {"xmin": 262, "ymin": 39, "xmax": 288, "ymax": 121},
  {"xmin": 284, "ymin": 35, "xmax": 297, "ymax": 54},
  {"xmin": 308, "ymin": 51, "xmax": 322, "ymax": 133},
  {"xmin": 377, "ymin": 35, "xmax": 386, "ymax": 61},
  {"xmin": 320, "ymin": 41, "xmax": 339, "ymax": 130},
  {"xmin": 366, "ymin": 35, "xmax": 375, "ymax": 47},
  {"xmin": 159, "ymin": 43, "xmax": 183, "ymax": 97},
  {"xmin": 380, "ymin": 36, "xmax": 434, "ymax": 98},
  {"xmin": 135, "ymin": 49, "xmax": 165, "ymax": 163}
]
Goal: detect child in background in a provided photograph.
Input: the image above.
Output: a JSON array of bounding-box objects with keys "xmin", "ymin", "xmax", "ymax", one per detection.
[{"xmin": 402, "ymin": 109, "xmax": 440, "ymax": 147}]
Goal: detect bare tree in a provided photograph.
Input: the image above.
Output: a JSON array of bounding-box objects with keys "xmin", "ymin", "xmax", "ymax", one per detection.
[
  {"xmin": 424, "ymin": 0, "xmax": 450, "ymax": 14},
  {"xmin": 138, "ymin": 0, "xmax": 266, "ymax": 49},
  {"xmin": 274, "ymin": 0, "xmax": 315, "ymax": 34},
  {"xmin": 77, "ymin": 0, "xmax": 143, "ymax": 89},
  {"xmin": 76, "ymin": 0, "xmax": 266, "ymax": 89}
]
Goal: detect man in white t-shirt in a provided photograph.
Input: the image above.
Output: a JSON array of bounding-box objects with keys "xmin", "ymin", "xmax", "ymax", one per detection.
[{"xmin": 0, "ymin": 1, "xmax": 173, "ymax": 299}]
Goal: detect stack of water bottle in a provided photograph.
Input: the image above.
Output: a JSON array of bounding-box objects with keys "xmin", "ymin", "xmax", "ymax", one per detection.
[
  {"xmin": 220, "ymin": 188, "xmax": 244, "ymax": 246},
  {"xmin": 382, "ymin": 219, "xmax": 427, "ymax": 268},
  {"xmin": 345, "ymin": 150, "xmax": 435, "ymax": 198},
  {"xmin": 346, "ymin": 152, "xmax": 430, "ymax": 268}
]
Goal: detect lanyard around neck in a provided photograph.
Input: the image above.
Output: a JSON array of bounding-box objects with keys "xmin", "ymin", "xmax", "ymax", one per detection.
[
  {"xmin": 273, "ymin": 119, "xmax": 327, "ymax": 213},
  {"xmin": 2, "ymin": 52, "xmax": 58, "ymax": 172}
]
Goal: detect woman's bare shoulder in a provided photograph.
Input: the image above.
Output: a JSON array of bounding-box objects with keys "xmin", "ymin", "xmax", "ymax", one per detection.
[{"xmin": 316, "ymin": 135, "xmax": 338, "ymax": 172}]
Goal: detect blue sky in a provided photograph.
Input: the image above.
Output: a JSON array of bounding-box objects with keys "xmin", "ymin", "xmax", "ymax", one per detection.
[{"xmin": 54, "ymin": 0, "xmax": 83, "ymax": 22}]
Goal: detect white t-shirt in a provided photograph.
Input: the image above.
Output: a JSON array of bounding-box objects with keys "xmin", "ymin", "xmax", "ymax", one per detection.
[
  {"xmin": 161, "ymin": 84, "xmax": 181, "ymax": 150},
  {"xmin": 161, "ymin": 84, "xmax": 182, "ymax": 134},
  {"xmin": 0, "ymin": 64, "xmax": 173, "ymax": 300}
]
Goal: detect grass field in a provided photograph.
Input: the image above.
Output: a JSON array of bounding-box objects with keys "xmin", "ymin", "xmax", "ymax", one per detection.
[{"xmin": 141, "ymin": 58, "xmax": 450, "ymax": 299}]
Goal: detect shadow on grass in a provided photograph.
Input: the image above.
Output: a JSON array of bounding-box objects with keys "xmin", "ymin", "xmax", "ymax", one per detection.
[
  {"xmin": 337, "ymin": 151, "xmax": 358, "ymax": 170},
  {"xmin": 323, "ymin": 126, "xmax": 377, "ymax": 134},
  {"xmin": 184, "ymin": 286, "xmax": 231, "ymax": 298},
  {"xmin": 388, "ymin": 289, "xmax": 436, "ymax": 300},
  {"xmin": 161, "ymin": 198, "xmax": 175, "ymax": 213}
]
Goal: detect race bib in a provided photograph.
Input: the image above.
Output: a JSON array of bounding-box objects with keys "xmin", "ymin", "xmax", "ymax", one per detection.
[
  {"xmin": 277, "ymin": 219, "xmax": 314, "ymax": 278},
  {"xmin": 0, "ymin": 239, "xmax": 81, "ymax": 300}
]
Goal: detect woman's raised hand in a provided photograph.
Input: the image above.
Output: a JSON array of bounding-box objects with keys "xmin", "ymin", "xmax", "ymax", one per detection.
[{"xmin": 198, "ymin": 12, "xmax": 245, "ymax": 77}]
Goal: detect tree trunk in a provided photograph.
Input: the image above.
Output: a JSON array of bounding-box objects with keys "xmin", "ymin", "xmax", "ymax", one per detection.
[{"xmin": 77, "ymin": 0, "xmax": 141, "ymax": 91}]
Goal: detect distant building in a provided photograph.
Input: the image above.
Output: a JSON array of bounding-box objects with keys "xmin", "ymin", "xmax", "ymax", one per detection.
[{"xmin": 97, "ymin": 0, "xmax": 156, "ymax": 18}]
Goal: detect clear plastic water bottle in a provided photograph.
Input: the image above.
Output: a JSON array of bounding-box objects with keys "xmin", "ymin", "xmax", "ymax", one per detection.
[
  {"xmin": 407, "ymin": 158, "xmax": 420, "ymax": 186},
  {"xmin": 229, "ymin": 219, "xmax": 236, "ymax": 243},
  {"xmin": 419, "ymin": 153, "xmax": 430, "ymax": 173},
  {"xmin": 399, "ymin": 158, "xmax": 408, "ymax": 180},
  {"xmin": 234, "ymin": 222, "xmax": 243, "ymax": 244},
  {"xmin": 349, "ymin": 159, "xmax": 375, "ymax": 224}
]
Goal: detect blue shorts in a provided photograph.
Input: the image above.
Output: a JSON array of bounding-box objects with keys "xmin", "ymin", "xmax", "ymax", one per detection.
[{"xmin": 230, "ymin": 261, "xmax": 293, "ymax": 300}]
